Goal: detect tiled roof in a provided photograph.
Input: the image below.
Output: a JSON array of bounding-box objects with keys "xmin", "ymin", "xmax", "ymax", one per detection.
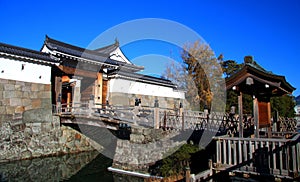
[
  {"xmin": 109, "ymin": 70, "xmax": 177, "ymax": 88},
  {"xmin": 226, "ymin": 62, "xmax": 295, "ymax": 95},
  {"xmin": 44, "ymin": 35, "xmax": 112, "ymax": 62},
  {"xmin": 94, "ymin": 39, "xmax": 119, "ymax": 55},
  {"xmin": 0, "ymin": 42, "xmax": 58, "ymax": 64},
  {"xmin": 43, "ymin": 36, "xmax": 143, "ymax": 71}
]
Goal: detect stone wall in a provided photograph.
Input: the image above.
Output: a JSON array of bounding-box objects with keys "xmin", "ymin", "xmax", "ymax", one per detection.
[
  {"xmin": 0, "ymin": 78, "xmax": 52, "ymax": 123},
  {"xmin": 0, "ymin": 116, "xmax": 100, "ymax": 163},
  {"xmin": 113, "ymin": 126, "xmax": 185, "ymax": 173},
  {"xmin": 0, "ymin": 78, "xmax": 99, "ymax": 163}
]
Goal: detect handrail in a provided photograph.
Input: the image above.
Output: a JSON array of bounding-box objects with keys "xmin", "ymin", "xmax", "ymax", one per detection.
[
  {"xmin": 52, "ymin": 102, "xmax": 299, "ymax": 134},
  {"xmin": 213, "ymin": 133, "xmax": 300, "ymax": 142},
  {"xmin": 213, "ymin": 133, "xmax": 300, "ymax": 179}
]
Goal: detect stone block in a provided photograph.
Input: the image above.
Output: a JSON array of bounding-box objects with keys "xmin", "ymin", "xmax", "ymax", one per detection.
[
  {"xmin": 29, "ymin": 92, "xmax": 38, "ymax": 99},
  {"xmin": 10, "ymin": 98, "xmax": 22, "ymax": 106},
  {"xmin": 31, "ymin": 83, "xmax": 39, "ymax": 92},
  {"xmin": 11, "ymin": 123, "xmax": 26, "ymax": 132},
  {"xmin": 22, "ymin": 85, "xmax": 31, "ymax": 92},
  {"xmin": 3, "ymin": 91, "xmax": 15, "ymax": 98},
  {"xmin": 24, "ymin": 127, "xmax": 33, "ymax": 139},
  {"xmin": 15, "ymin": 106, "xmax": 25, "ymax": 113},
  {"xmin": 15, "ymin": 91, "xmax": 23, "ymax": 98},
  {"xmin": 24, "ymin": 105, "xmax": 32, "ymax": 111},
  {"xmin": 0, "ymin": 106, "xmax": 5, "ymax": 114},
  {"xmin": 8, "ymin": 80, "xmax": 16, "ymax": 84},
  {"xmin": 31, "ymin": 99, "xmax": 41, "ymax": 109},
  {"xmin": 131, "ymin": 127, "xmax": 144, "ymax": 135},
  {"xmin": 21, "ymin": 150, "xmax": 32, "ymax": 159},
  {"xmin": 38, "ymin": 91, "xmax": 51, "ymax": 98},
  {"xmin": 44, "ymin": 84, "xmax": 51, "ymax": 91},
  {"xmin": 0, "ymin": 79, "xmax": 8, "ymax": 84},
  {"xmin": 41, "ymin": 122, "xmax": 52, "ymax": 132},
  {"xmin": 130, "ymin": 133, "xmax": 145, "ymax": 144},
  {"xmin": 31, "ymin": 123, "xmax": 41, "ymax": 134},
  {"xmin": 15, "ymin": 84, "xmax": 22, "ymax": 91},
  {"xmin": 0, "ymin": 91, "xmax": 3, "ymax": 99},
  {"xmin": 23, "ymin": 108, "xmax": 53, "ymax": 123},
  {"xmin": 22, "ymin": 99, "xmax": 31, "ymax": 106},
  {"xmin": 0, "ymin": 114, "xmax": 13, "ymax": 122},
  {"xmin": 4, "ymin": 84, "xmax": 15, "ymax": 91},
  {"xmin": 2, "ymin": 99, "xmax": 10, "ymax": 105},
  {"xmin": 23, "ymin": 92, "xmax": 30, "ymax": 98},
  {"xmin": 0, "ymin": 84, "xmax": 3, "ymax": 91},
  {"xmin": 38, "ymin": 84, "xmax": 45, "ymax": 91},
  {"xmin": 6, "ymin": 106, "xmax": 15, "ymax": 114},
  {"xmin": 16, "ymin": 81, "xmax": 25, "ymax": 86},
  {"xmin": 41, "ymin": 98, "xmax": 51, "ymax": 109}
]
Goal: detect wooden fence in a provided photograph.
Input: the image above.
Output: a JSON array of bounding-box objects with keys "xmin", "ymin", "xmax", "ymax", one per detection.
[{"xmin": 214, "ymin": 133, "xmax": 300, "ymax": 179}]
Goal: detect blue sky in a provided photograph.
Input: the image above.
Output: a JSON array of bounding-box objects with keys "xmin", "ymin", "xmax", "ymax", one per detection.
[{"xmin": 0, "ymin": 0, "xmax": 299, "ymax": 96}]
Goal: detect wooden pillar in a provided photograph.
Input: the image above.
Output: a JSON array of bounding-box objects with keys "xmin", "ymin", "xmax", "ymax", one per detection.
[
  {"xmin": 102, "ymin": 80, "xmax": 108, "ymax": 105},
  {"xmin": 67, "ymin": 92, "xmax": 71, "ymax": 111},
  {"xmin": 253, "ymin": 97, "xmax": 259, "ymax": 138},
  {"xmin": 95, "ymin": 72, "xmax": 103, "ymax": 107},
  {"xmin": 55, "ymin": 76, "xmax": 62, "ymax": 104},
  {"xmin": 267, "ymin": 102, "xmax": 272, "ymax": 138},
  {"xmin": 55, "ymin": 76, "xmax": 62, "ymax": 114},
  {"xmin": 238, "ymin": 92, "xmax": 243, "ymax": 138}
]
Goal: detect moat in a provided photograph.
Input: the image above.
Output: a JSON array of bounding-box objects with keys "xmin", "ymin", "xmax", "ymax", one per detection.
[{"xmin": 0, "ymin": 151, "xmax": 116, "ymax": 182}]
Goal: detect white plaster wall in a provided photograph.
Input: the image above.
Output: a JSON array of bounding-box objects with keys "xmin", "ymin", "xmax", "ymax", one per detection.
[
  {"xmin": 0, "ymin": 57, "xmax": 51, "ymax": 84},
  {"xmin": 109, "ymin": 78, "xmax": 185, "ymax": 99}
]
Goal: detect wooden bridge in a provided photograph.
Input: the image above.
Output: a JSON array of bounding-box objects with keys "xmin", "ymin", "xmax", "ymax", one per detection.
[
  {"xmin": 52, "ymin": 100, "xmax": 299, "ymax": 181},
  {"xmin": 52, "ymin": 100, "xmax": 258, "ymax": 135}
]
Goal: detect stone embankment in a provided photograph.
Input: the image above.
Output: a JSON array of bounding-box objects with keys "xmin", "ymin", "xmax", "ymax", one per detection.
[
  {"xmin": 113, "ymin": 126, "xmax": 185, "ymax": 173},
  {"xmin": 0, "ymin": 116, "xmax": 101, "ymax": 163},
  {"xmin": 0, "ymin": 78, "xmax": 100, "ymax": 163}
]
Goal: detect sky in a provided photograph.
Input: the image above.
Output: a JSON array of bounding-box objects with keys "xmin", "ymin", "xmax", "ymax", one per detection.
[{"xmin": 0, "ymin": 0, "xmax": 299, "ymax": 96}]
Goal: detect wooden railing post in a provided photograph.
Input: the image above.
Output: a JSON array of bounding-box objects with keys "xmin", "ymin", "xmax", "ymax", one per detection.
[
  {"xmin": 238, "ymin": 92, "xmax": 243, "ymax": 138},
  {"xmin": 185, "ymin": 166, "xmax": 191, "ymax": 182},
  {"xmin": 216, "ymin": 138, "xmax": 221, "ymax": 164},
  {"xmin": 57, "ymin": 93, "xmax": 62, "ymax": 114},
  {"xmin": 88, "ymin": 95, "xmax": 94, "ymax": 116},
  {"xmin": 253, "ymin": 97, "xmax": 259, "ymax": 138},
  {"xmin": 154, "ymin": 100, "xmax": 160, "ymax": 129}
]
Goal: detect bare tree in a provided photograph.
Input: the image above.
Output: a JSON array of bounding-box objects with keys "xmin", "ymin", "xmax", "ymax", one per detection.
[{"xmin": 164, "ymin": 40, "xmax": 225, "ymax": 111}]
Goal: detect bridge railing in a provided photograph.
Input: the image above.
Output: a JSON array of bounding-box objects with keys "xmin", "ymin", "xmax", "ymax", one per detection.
[
  {"xmin": 213, "ymin": 133, "xmax": 300, "ymax": 179},
  {"xmin": 52, "ymin": 101, "xmax": 298, "ymax": 133}
]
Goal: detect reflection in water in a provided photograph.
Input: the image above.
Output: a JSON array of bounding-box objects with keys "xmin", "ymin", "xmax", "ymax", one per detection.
[{"xmin": 0, "ymin": 151, "xmax": 114, "ymax": 182}]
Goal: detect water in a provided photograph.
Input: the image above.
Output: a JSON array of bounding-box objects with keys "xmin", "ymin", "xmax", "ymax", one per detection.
[{"xmin": 0, "ymin": 151, "xmax": 116, "ymax": 182}]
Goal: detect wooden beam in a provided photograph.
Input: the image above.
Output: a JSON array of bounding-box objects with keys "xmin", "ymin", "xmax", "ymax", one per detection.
[
  {"xmin": 253, "ymin": 97, "xmax": 259, "ymax": 138},
  {"xmin": 55, "ymin": 76, "xmax": 62, "ymax": 103},
  {"xmin": 95, "ymin": 72, "xmax": 103, "ymax": 105},
  {"xmin": 58, "ymin": 65, "xmax": 98, "ymax": 78}
]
